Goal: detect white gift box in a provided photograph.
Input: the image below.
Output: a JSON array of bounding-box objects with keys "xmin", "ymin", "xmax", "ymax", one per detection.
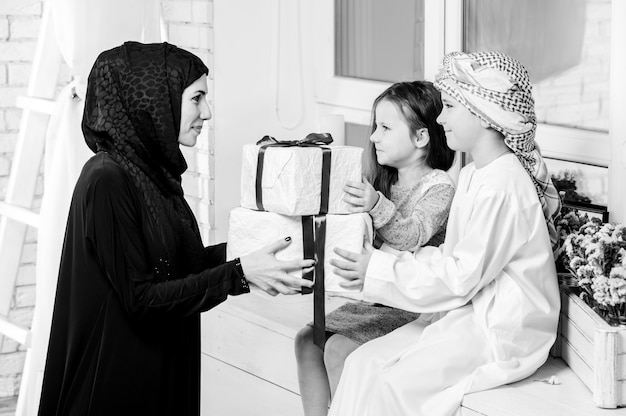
[
  {"xmin": 240, "ymin": 144, "xmax": 363, "ymax": 216},
  {"xmin": 226, "ymin": 207, "xmax": 372, "ymax": 296}
]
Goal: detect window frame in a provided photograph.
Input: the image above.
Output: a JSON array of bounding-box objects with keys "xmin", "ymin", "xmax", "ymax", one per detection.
[
  {"xmin": 314, "ymin": 0, "xmax": 624, "ymax": 220},
  {"xmin": 313, "ymin": 0, "xmax": 447, "ymax": 125}
]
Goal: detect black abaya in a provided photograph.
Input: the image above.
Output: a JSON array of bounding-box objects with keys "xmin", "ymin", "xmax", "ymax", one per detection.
[
  {"xmin": 39, "ymin": 153, "xmax": 247, "ymax": 415},
  {"xmin": 38, "ymin": 42, "xmax": 248, "ymax": 416}
]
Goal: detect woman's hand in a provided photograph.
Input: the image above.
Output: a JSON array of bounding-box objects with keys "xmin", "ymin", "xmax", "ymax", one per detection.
[
  {"xmin": 239, "ymin": 237, "xmax": 315, "ymax": 296},
  {"xmin": 343, "ymin": 177, "xmax": 379, "ymax": 213},
  {"xmin": 330, "ymin": 240, "xmax": 374, "ymax": 291}
]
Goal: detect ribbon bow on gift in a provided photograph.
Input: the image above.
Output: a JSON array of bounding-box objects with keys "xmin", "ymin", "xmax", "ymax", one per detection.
[
  {"xmin": 254, "ymin": 133, "xmax": 335, "ymax": 214},
  {"xmin": 256, "ymin": 132, "xmax": 334, "ymax": 146}
]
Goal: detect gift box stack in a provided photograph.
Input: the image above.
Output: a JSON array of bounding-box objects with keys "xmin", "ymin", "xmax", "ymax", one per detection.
[{"xmin": 226, "ymin": 134, "xmax": 373, "ymax": 347}]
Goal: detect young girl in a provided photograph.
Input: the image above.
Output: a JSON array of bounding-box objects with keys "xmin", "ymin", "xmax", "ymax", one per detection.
[
  {"xmin": 294, "ymin": 81, "xmax": 456, "ymax": 416},
  {"xmin": 327, "ymin": 51, "xmax": 562, "ymax": 416}
]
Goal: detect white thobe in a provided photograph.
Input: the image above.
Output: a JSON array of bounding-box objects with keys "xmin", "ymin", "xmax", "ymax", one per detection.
[{"xmin": 328, "ymin": 154, "xmax": 560, "ymax": 416}]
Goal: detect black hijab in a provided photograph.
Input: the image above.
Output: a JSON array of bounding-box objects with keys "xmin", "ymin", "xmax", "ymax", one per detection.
[{"xmin": 82, "ymin": 41, "xmax": 208, "ymax": 197}]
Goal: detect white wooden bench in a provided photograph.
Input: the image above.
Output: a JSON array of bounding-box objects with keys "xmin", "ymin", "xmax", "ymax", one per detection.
[{"xmin": 200, "ymin": 289, "xmax": 623, "ymax": 416}]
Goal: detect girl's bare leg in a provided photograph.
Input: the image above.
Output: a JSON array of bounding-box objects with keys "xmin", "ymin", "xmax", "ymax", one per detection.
[
  {"xmin": 323, "ymin": 334, "xmax": 360, "ymax": 398},
  {"xmin": 295, "ymin": 326, "xmax": 331, "ymax": 416}
]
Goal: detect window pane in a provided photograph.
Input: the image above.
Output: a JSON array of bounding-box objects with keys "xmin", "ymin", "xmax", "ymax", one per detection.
[
  {"xmin": 545, "ymin": 157, "xmax": 609, "ymax": 207},
  {"xmin": 345, "ymin": 122, "xmax": 371, "ymax": 149},
  {"xmin": 464, "ymin": 0, "xmax": 610, "ymax": 131},
  {"xmin": 335, "ymin": 0, "xmax": 425, "ymax": 82}
]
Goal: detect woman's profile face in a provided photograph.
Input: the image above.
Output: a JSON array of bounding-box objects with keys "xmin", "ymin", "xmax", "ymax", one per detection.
[{"xmin": 178, "ymin": 74, "xmax": 211, "ymax": 147}]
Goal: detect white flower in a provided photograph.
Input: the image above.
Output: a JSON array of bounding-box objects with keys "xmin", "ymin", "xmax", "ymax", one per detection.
[
  {"xmin": 592, "ymin": 274, "xmax": 610, "ymax": 305},
  {"xmin": 607, "ymin": 272, "xmax": 626, "ymax": 305},
  {"xmin": 561, "ymin": 215, "xmax": 626, "ymax": 314}
]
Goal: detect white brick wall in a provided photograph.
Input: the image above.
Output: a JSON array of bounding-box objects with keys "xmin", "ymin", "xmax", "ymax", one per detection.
[
  {"xmin": 192, "ymin": 0, "xmax": 212, "ymax": 23},
  {"xmin": 164, "ymin": 0, "xmax": 216, "ymax": 245},
  {"xmin": 0, "ymin": 135, "xmax": 17, "ymax": 153},
  {"xmin": 0, "ymin": 18, "xmax": 8, "ymax": 40},
  {"xmin": 0, "ymin": 1, "xmax": 41, "ymax": 16},
  {"xmin": 0, "ymin": 86, "xmax": 26, "ymax": 107},
  {"xmin": 0, "ymin": 155, "xmax": 10, "ymax": 176},
  {"xmin": 9, "ymin": 16, "xmax": 40, "ymax": 40},
  {"xmin": 15, "ymin": 265, "xmax": 36, "ymax": 286},
  {"xmin": 0, "ymin": 41, "xmax": 37, "ymax": 62},
  {"xmin": 7, "ymin": 62, "xmax": 32, "ymax": 86},
  {"xmin": 0, "ymin": 0, "xmax": 44, "ymax": 397},
  {"xmin": 0, "ymin": 0, "xmax": 216, "ymax": 398},
  {"xmin": 4, "ymin": 109, "xmax": 21, "ymax": 132},
  {"xmin": 162, "ymin": 0, "xmax": 193, "ymax": 22}
]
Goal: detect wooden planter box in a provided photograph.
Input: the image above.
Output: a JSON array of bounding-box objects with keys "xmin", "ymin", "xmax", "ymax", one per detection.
[{"xmin": 552, "ymin": 286, "xmax": 626, "ymax": 408}]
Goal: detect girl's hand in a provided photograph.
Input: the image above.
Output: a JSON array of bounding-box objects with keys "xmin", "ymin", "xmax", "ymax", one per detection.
[
  {"xmin": 343, "ymin": 177, "xmax": 379, "ymax": 213},
  {"xmin": 330, "ymin": 240, "xmax": 374, "ymax": 291},
  {"xmin": 240, "ymin": 237, "xmax": 315, "ymax": 296}
]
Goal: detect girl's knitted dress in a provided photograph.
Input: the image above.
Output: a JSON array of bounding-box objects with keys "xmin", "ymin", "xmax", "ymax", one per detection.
[{"xmin": 324, "ymin": 169, "xmax": 455, "ymax": 344}]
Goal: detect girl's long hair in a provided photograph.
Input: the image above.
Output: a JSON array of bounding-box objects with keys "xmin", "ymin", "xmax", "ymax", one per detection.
[{"xmin": 365, "ymin": 81, "xmax": 455, "ymax": 198}]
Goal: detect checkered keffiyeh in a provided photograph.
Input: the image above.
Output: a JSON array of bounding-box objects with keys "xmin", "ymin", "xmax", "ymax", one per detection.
[{"xmin": 434, "ymin": 51, "xmax": 562, "ymax": 254}]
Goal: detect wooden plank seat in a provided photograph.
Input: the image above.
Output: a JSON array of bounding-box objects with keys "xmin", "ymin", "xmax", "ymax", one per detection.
[
  {"xmin": 200, "ymin": 288, "xmax": 623, "ymax": 416},
  {"xmin": 461, "ymin": 357, "xmax": 621, "ymax": 415}
]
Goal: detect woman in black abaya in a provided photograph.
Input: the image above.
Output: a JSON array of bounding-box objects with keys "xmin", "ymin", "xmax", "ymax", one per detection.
[{"xmin": 38, "ymin": 41, "xmax": 313, "ymax": 416}]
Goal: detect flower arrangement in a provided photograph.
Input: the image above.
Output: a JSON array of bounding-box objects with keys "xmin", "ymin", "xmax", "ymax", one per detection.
[
  {"xmin": 555, "ymin": 208, "xmax": 591, "ymax": 252},
  {"xmin": 559, "ymin": 209, "xmax": 626, "ymax": 326}
]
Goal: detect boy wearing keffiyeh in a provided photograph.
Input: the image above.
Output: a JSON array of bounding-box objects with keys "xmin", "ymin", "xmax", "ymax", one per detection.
[{"xmin": 327, "ymin": 51, "xmax": 561, "ymax": 416}]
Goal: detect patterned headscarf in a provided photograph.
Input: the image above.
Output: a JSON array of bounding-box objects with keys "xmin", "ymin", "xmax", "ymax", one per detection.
[
  {"xmin": 82, "ymin": 41, "xmax": 208, "ymax": 197},
  {"xmin": 434, "ymin": 51, "xmax": 561, "ymax": 253}
]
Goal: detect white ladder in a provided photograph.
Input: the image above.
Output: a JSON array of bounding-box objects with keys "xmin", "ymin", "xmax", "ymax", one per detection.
[{"xmin": 0, "ymin": 0, "xmax": 62, "ymax": 401}]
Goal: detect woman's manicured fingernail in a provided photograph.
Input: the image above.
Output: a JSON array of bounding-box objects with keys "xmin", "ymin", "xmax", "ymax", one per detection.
[{"xmin": 285, "ymin": 236, "xmax": 291, "ymax": 241}]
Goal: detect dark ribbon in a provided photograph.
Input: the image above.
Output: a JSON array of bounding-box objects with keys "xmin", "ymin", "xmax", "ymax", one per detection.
[
  {"xmin": 255, "ymin": 133, "xmax": 333, "ymax": 214},
  {"xmin": 301, "ymin": 216, "xmax": 315, "ymax": 294},
  {"xmin": 256, "ymin": 133, "xmax": 333, "ymax": 350},
  {"xmin": 301, "ymin": 214, "xmax": 327, "ymax": 349}
]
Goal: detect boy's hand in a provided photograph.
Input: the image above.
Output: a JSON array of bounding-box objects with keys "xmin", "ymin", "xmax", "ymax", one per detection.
[
  {"xmin": 330, "ymin": 241, "xmax": 374, "ymax": 291},
  {"xmin": 343, "ymin": 177, "xmax": 379, "ymax": 213}
]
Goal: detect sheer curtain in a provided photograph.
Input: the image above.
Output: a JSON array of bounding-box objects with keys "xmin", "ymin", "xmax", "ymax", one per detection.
[
  {"xmin": 17, "ymin": 1, "xmax": 161, "ymax": 414},
  {"xmin": 335, "ymin": 0, "xmax": 373, "ymax": 79},
  {"xmin": 334, "ymin": 0, "xmax": 424, "ymax": 82}
]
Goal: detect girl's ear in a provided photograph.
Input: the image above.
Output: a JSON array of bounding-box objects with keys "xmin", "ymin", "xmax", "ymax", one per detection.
[{"xmin": 413, "ymin": 128, "xmax": 430, "ymax": 148}]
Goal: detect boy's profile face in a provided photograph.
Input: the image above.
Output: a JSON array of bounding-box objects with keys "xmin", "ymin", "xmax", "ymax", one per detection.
[{"xmin": 436, "ymin": 92, "xmax": 484, "ymax": 154}]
